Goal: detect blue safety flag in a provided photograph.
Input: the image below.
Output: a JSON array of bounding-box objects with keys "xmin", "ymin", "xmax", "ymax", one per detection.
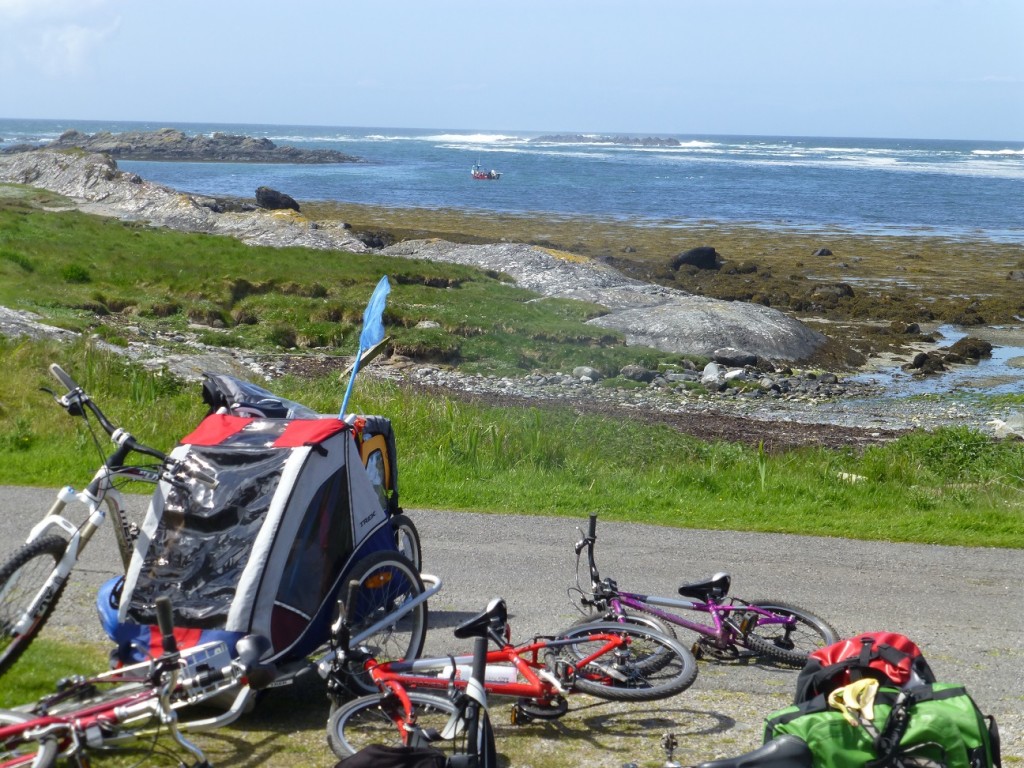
[{"xmin": 340, "ymin": 276, "xmax": 390, "ymax": 417}]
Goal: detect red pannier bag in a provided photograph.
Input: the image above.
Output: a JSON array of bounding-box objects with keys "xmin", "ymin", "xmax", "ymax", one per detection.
[{"xmin": 794, "ymin": 631, "xmax": 937, "ymax": 704}]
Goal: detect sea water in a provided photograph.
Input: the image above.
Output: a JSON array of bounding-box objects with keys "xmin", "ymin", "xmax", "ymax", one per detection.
[{"xmin": 2, "ymin": 118, "xmax": 1023, "ymax": 243}]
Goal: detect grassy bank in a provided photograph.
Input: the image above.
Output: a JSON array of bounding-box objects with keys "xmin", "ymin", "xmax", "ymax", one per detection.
[{"xmin": 2, "ymin": 338, "xmax": 1021, "ymax": 548}]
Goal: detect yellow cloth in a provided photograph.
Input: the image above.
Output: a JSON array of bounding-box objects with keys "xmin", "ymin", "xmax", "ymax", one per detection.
[{"xmin": 827, "ymin": 678, "xmax": 880, "ymax": 727}]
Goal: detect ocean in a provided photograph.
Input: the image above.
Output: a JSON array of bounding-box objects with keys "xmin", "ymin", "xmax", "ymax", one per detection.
[{"xmin": 1, "ymin": 118, "xmax": 1023, "ymax": 244}]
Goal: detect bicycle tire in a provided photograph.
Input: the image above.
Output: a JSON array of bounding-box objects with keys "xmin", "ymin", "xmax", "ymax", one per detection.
[
  {"xmin": 342, "ymin": 550, "xmax": 428, "ymax": 694},
  {"xmin": 0, "ymin": 708, "xmax": 59, "ymax": 767},
  {"xmin": 0, "ymin": 535, "xmax": 68, "ymax": 677},
  {"xmin": 546, "ymin": 621, "xmax": 698, "ymax": 702},
  {"xmin": 390, "ymin": 513, "xmax": 422, "ymax": 573},
  {"xmin": 329, "ymin": 690, "xmax": 497, "ymax": 761},
  {"xmin": 740, "ymin": 601, "xmax": 841, "ymax": 667}
]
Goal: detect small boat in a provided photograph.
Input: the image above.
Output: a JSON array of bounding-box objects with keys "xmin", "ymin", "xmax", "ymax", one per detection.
[{"xmin": 471, "ymin": 163, "xmax": 501, "ymax": 180}]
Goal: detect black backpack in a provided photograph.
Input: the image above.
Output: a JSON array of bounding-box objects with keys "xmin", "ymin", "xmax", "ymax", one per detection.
[{"xmin": 334, "ymin": 744, "xmax": 446, "ymax": 768}]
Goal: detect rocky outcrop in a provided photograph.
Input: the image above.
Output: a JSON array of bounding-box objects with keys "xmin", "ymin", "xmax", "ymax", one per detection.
[
  {"xmin": 0, "ymin": 149, "xmax": 367, "ymax": 251},
  {"xmin": 6, "ymin": 128, "xmax": 360, "ymax": 164},
  {"xmin": 0, "ymin": 148, "xmax": 832, "ymax": 363},
  {"xmin": 379, "ymin": 240, "xmax": 829, "ymax": 362}
]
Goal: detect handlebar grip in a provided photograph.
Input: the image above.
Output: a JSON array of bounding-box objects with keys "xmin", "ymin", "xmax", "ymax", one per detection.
[
  {"xmin": 154, "ymin": 596, "xmax": 178, "ymax": 655},
  {"xmin": 588, "ymin": 513, "xmax": 598, "ymax": 539},
  {"xmin": 49, "ymin": 363, "xmax": 79, "ymax": 392}
]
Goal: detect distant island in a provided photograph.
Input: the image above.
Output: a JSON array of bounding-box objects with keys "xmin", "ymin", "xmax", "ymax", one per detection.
[
  {"xmin": 1, "ymin": 127, "xmax": 361, "ymax": 164},
  {"xmin": 530, "ymin": 134, "xmax": 681, "ymax": 147}
]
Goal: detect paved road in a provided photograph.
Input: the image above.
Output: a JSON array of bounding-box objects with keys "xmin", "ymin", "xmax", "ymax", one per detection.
[{"xmin": 2, "ymin": 485, "xmax": 1021, "ymax": 759}]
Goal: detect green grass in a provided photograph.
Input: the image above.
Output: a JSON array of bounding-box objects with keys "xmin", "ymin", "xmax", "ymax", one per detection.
[
  {"xmin": 0, "ymin": 191, "xmax": 694, "ymax": 378},
  {"xmin": 0, "ymin": 638, "xmax": 109, "ymax": 707},
  {"xmin": 2, "ymin": 338, "xmax": 1021, "ymax": 548}
]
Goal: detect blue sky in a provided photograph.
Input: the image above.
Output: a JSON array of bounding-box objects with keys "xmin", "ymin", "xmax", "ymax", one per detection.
[{"xmin": 1, "ymin": 0, "xmax": 1021, "ymax": 141}]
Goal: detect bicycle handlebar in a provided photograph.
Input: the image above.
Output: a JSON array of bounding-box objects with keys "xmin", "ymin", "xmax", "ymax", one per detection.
[{"xmin": 49, "ymin": 363, "xmax": 218, "ymax": 489}]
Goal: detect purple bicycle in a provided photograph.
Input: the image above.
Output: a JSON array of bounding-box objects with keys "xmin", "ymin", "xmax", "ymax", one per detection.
[{"xmin": 569, "ymin": 514, "xmax": 840, "ymax": 666}]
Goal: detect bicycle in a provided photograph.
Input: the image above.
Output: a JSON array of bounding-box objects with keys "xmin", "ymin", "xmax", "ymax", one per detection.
[
  {"xmin": 0, "ymin": 595, "xmax": 278, "ymax": 768},
  {"xmin": 0, "ymin": 363, "xmax": 217, "ymax": 676},
  {"xmin": 569, "ymin": 513, "xmax": 840, "ymax": 666},
  {"xmin": 330, "ymin": 585, "xmax": 500, "ymax": 767},
  {"xmin": 323, "ymin": 587, "xmax": 698, "ymax": 760}
]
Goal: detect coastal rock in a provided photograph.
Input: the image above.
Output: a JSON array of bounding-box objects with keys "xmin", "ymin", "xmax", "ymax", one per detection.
[
  {"xmin": 671, "ymin": 246, "xmax": 721, "ymax": 271},
  {"xmin": 713, "ymin": 347, "xmax": 758, "ymax": 367},
  {"xmin": 255, "ymin": 186, "xmax": 300, "ymax": 212},
  {"xmin": 379, "ymin": 239, "xmax": 831, "ymax": 362},
  {"xmin": 945, "ymin": 336, "xmax": 993, "ymax": 360},
  {"xmin": 0, "ymin": 149, "xmax": 367, "ymax": 252},
  {"xmin": 9, "ymin": 128, "xmax": 361, "ymax": 164}
]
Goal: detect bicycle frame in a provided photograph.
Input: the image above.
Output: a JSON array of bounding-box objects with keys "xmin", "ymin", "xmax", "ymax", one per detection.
[
  {"xmin": 574, "ymin": 513, "xmax": 797, "ymax": 650},
  {"xmin": 356, "ymin": 629, "xmax": 635, "ymax": 704},
  {"xmin": 601, "ymin": 589, "xmax": 791, "ymax": 648},
  {"xmin": 11, "ymin": 464, "xmax": 157, "ymax": 636}
]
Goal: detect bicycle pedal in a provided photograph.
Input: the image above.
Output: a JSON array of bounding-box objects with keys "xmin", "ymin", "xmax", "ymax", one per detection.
[{"xmin": 510, "ymin": 704, "xmax": 531, "ymax": 726}]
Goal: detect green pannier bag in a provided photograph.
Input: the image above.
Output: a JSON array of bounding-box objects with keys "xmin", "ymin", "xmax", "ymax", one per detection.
[{"xmin": 764, "ymin": 683, "xmax": 1001, "ymax": 768}]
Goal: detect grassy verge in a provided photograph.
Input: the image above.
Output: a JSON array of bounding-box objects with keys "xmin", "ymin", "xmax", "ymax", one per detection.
[{"xmin": 2, "ymin": 338, "xmax": 1021, "ymax": 548}]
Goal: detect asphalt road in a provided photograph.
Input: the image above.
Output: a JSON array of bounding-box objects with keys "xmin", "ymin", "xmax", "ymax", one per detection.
[{"xmin": 2, "ymin": 485, "xmax": 1021, "ymax": 760}]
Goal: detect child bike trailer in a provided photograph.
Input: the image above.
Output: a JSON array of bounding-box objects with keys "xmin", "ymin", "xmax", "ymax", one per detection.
[
  {"xmin": 99, "ymin": 410, "xmax": 429, "ymax": 671},
  {"xmin": 198, "ymin": 372, "xmax": 419, "ymax": 569}
]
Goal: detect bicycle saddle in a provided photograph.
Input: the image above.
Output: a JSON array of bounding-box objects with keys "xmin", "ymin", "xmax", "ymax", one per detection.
[
  {"xmin": 678, "ymin": 571, "xmax": 731, "ymax": 600},
  {"xmin": 453, "ymin": 597, "xmax": 508, "ymax": 640},
  {"xmin": 695, "ymin": 735, "xmax": 813, "ymax": 768}
]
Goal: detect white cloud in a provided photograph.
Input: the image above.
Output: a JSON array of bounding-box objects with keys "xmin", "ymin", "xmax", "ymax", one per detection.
[
  {"xmin": 37, "ymin": 20, "xmax": 119, "ymax": 77},
  {"xmin": 0, "ymin": 0, "xmax": 121, "ymax": 78}
]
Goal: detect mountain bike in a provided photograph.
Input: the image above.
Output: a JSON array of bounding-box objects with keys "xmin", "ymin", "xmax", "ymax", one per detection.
[
  {"xmin": 569, "ymin": 514, "xmax": 840, "ymax": 666},
  {"xmin": 0, "ymin": 363, "xmax": 217, "ymax": 676},
  {"xmin": 330, "ymin": 585, "xmax": 500, "ymax": 767},
  {"xmin": 0, "ymin": 595, "xmax": 278, "ymax": 768},
  {"xmin": 323, "ymin": 587, "xmax": 698, "ymax": 760}
]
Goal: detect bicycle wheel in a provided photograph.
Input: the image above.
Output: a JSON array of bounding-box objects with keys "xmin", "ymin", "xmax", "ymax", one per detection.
[
  {"xmin": 0, "ymin": 708, "xmax": 59, "ymax": 767},
  {"xmin": 390, "ymin": 513, "xmax": 422, "ymax": 573},
  {"xmin": 328, "ymin": 691, "xmax": 458, "ymax": 758},
  {"xmin": 741, "ymin": 601, "xmax": 840, "ymax": 667},
  {"xmin": 0, "ymin": 535, "xmax": 68, "ymax": 677},
  {"xmin": 546, "ymin": 621, "xmax": 698, "ymax": 702},
  {"xmin": 343, "ymin": 551, "xmax": 428, "ymax": 694}
]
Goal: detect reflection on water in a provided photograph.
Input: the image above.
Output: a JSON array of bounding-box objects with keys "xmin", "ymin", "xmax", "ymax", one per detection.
[{"xmin": 849, "ymin": 324, "xmax": 1024, "ymax": 398}]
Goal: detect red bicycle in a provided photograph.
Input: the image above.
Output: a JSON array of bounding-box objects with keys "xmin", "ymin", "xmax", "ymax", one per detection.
[{"xmin": 323, "ymin": 588, "xmax": 698, "ymax": 760}]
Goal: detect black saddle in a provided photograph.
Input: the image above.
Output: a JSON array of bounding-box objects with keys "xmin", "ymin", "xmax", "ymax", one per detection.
[
  {"xmin": 678, "ymin": 571, "xmax": 732, "ymax": 600},
  {"xmin": 454, "ymin": 597, "xmax": 508, "ymax": 640}
]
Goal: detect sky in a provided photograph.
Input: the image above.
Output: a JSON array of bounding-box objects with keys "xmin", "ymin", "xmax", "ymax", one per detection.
[{"xmin": 0, "ymin": 0, "xmax": 1022, "ymax": 142}]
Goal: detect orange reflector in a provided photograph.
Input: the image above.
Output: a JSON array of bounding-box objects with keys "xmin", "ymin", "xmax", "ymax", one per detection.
[{"xmin": 364, "ymin": 571, "xmax": 393, "ymax": 589}]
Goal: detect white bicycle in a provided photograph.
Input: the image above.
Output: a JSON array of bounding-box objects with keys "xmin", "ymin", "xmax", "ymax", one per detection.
[{"xmin": 0, "ymin": 363, "xmax": 215, "ymax": 676}]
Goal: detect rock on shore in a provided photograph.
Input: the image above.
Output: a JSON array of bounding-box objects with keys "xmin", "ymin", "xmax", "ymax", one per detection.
[
  {"xmin": 0, "ymin": 148, "xmax": 833, "ymax": 363},
  {"xmin": 3, "ymin": 128, "xmax": 360, "ymax": 164}
]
